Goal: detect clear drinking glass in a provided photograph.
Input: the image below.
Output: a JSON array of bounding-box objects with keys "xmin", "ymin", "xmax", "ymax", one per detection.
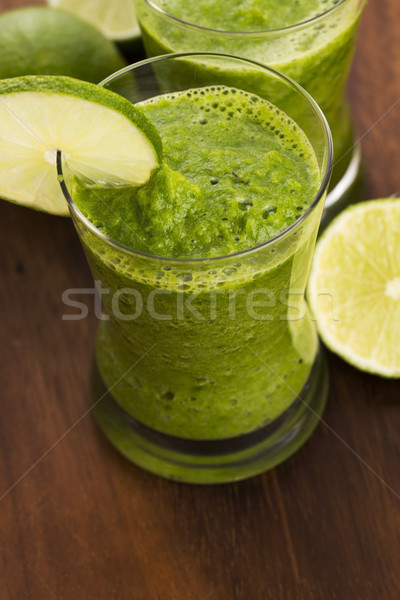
[
  {"xmin": 134, "ymin": 0, "xmax": 365, "ymax": 221},
  {"xmin": 59, "ymin": 53, "xmax": 333, "ymax": 483}
]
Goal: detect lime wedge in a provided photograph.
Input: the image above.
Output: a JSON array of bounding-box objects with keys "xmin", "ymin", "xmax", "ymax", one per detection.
[
  {"xmin": 0, "ymin": 76, "xmax": 161, "ymax": 216},
  {"xmin": 48, "ymin": 0, "xmax": 140, "ymax": 42},
  {"xmin": 308, "ymin": 199, "xmax": 400, "ymax": 377}
]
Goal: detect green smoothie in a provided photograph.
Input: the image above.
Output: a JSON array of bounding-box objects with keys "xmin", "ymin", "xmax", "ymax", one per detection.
[
  {"xmin": 71, "ymin": 84, "xmax": 323, "ymax": 441},
  {"xmin": 135, "ymin": 0, "xmax": 365, "ymax": 188}
]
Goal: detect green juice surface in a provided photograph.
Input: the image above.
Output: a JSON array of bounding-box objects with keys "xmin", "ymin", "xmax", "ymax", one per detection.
[
  {"xmin": 156, "ymin": 0, "xmax": 340, "ymax": 31},
  {"xmin": 73, "ymin": 86, "xmax": 323, "ymax": 440}
]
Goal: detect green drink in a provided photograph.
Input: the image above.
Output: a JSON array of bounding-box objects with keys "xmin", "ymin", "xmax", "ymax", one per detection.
[
  {"xmin": 61, "ymin": 54, "xmax": 332, "ymax": 483},
  {"xmin": 135, "ymin": 0, "xmax": 365, "ymax": 219}
]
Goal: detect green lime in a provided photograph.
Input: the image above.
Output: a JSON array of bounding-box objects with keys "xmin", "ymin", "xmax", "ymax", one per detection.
[
  {"xmin": 308, "ymin": 199, "xmax": 400, "ymax": 377},
  {"xmin": 0, "ymin": 7, "xmax": 126, "ymax": 83},
  {"xmin": 48, "ymin": 0, "xmax": 141, "ymax": 43},
  {"xmin": 0, "ymin": 75, "xmax": 162, "ymax": 215}
]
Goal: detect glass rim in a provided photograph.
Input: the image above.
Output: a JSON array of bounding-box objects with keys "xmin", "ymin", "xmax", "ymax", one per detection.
[
  {"xmin": 141, "ymin": 0, "xmax": 349, "ymax": 36},
  {"xmin": 60, "ymin": 52, "xmax": 333, "ymax": 265}
]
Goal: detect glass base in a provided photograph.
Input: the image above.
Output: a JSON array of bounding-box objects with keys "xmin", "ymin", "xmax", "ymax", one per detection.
[
  {"xmin": 90, "ymin": 349, "xmax": 329, "ymax": 484},
  {"xmin": 322, "ymin": 143, "xmax": 364, "ymax": 228}
]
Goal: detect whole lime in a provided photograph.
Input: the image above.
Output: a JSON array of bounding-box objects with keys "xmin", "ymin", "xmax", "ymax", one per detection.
[{"xmin": 0, "ymin": 7, "xmax": 126, "ymax": 83}]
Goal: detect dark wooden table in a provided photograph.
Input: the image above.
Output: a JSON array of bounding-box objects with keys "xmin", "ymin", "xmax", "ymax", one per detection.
[{"xmin": 1, "ymin": 1, "xmax": 400, "ymax": 598}]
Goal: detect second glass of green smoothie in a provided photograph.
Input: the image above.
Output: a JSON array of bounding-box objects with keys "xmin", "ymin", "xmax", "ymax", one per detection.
[
  {"xmin": 135, "ymin": 0, "xmax": 365, "ymax": 221},
  {"xmin": 60, "ymin": 53, "xmax": 332, "ymax": 483}
]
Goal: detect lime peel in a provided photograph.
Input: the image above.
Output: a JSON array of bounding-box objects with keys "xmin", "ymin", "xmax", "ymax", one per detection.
[{"xmin": 0, "ymin": 7, "xmax": 126, "ymax": 82}]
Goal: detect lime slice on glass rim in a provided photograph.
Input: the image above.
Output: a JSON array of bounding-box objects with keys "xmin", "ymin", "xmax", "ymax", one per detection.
[
  {"xmin": 308, "ymin": 199, "xmax": 400, "ymax": 378},
  {"xmin": 48, "ymin": 0, "xmax": 141, "ymax": 43},
  {"xmin": 0, "ymin": 75, "xmax": 161, "ymax": 215}
]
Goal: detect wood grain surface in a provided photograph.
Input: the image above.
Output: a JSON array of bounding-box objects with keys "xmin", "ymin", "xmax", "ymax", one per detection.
[{"xmin": 1, "ymin": 1, "xmax": 400, "ymax": 599}]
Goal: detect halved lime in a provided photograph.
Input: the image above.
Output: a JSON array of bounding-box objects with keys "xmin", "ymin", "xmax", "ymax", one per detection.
[
  {"xmin": 308, "ymin": 199, "xmax": 400, "ymax": 377},
  {"xmin": 48, "ymin": 0, "xmax": 140, "ymax": 43},
  {"xmin": 0, "ymin": 76, "xmax": 161, "ymax": 216}
]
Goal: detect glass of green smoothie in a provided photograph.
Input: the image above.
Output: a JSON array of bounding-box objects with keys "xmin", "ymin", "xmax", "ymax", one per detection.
[
  {"xmin": 59, "ymin": 53, "xmax": 332, "ymax": 484},
  {"xmin": 134, "ymin": 0, "xmax": 365, "ymax": 221}
]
